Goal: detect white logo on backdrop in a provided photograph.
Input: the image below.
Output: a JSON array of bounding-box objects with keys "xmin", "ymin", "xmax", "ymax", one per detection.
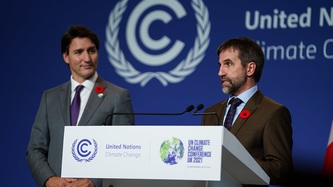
[{"xmin": 105, "ymin": 0, "xmax": 210, "ymax": 86}]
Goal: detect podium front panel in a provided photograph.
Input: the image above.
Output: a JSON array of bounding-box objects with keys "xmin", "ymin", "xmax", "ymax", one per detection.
[{"xmin": 61, "ymin": 126, "xmax": 223, "ymax": 181}]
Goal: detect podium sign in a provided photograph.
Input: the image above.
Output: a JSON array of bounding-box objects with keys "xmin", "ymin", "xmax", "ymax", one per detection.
[{"xmin": 61, "ymin": 126, "xmax": 223, "ymax": 181}]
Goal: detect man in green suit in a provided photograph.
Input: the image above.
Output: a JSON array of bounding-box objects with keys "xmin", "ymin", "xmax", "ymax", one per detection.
[{"xmin": 201, "ymin": 37, "xmax": 293, "ymax": 186}]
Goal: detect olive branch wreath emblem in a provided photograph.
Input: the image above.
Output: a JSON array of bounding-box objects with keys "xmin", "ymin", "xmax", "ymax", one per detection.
[
  {"xmin": 105, "ymin": 0, "xmax": 211, "ymax": 86},
  {"xmin": 71, "ymin": 139, "xmax": 98, "ymax": 162}
]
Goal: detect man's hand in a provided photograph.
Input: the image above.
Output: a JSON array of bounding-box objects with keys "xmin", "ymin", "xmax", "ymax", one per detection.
[{"xmin": 45, "ymin": 176, "xmax": 77, "ymax": 187}]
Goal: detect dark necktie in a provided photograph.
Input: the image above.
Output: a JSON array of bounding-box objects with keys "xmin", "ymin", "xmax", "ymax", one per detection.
[
  {"xmin": 71, "ymin": 85, "xmax": 84, "ymax": 126},
  {"xmin": 224, "ymin": 97, "xmax": 242, "ymax": 130}
]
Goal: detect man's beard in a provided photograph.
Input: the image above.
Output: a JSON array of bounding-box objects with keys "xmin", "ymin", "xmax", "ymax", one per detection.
[{"xmin": 222, "ymin": 76, "xmax": 247, "ymax": 95}]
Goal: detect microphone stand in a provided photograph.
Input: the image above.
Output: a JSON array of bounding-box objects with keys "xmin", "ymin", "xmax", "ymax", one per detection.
[
  {"xmin": 103, "ymin": 105, "xmax": 195, "ymax": 125},
  {"xmin": 192, "ymin": 104, "xmax": 220, "ymax": 125}
]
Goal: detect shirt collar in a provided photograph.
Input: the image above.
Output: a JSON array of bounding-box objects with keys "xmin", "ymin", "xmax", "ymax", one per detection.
[
  {"xmin": 227, "ymin": 85, "xmax": 258, "ymax": 104},
  {"xmin": 71, "ymin": 72, "xmax": 98, "ymax": 92}
]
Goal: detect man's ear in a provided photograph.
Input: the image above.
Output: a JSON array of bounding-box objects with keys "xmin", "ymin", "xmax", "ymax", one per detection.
[
  {"xmin": 63, "ymin": 53, "xmax": 69, "ymax": 65},
  {"xmin": 247, "ymin": 62, "xmax": 256, "ymax": 76}
]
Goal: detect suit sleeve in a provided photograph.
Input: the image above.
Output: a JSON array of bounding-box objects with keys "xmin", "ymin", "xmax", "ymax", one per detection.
[
  {"xmin": 26, "ymin": 92, "xmax": 56, "ymax": 187},
  {"xmin": 111, "ymin": 89, "xmax": 135, "ymax": 126},
  {"xmin": 256, "ymin": 105, "xmax": 293, "ymax": 185}
]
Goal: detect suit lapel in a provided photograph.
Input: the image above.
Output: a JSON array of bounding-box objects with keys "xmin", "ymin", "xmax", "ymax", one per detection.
[
  {"xmin": 218, "ymin": 100, "xmax": 228, "ymax": 126},
  {"xmin": 58, "ymin": 82, "xmax": 71, "ymax": 126},
  {"xmin": 230, "ymin": 90, "xmax": 264, "ymax": 134},
  {"xmin": 78, "ymin": 77, "xmax": 107, "ymax": 126}
]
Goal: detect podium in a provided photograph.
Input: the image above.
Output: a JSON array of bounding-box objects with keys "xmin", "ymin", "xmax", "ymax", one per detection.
[{"xmin": 61, "ymin": 126, "xmax": 269, "ymax": 187}]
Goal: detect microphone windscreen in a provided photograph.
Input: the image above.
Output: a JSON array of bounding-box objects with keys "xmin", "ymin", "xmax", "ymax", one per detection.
[
  {"xmin": 186, "ymin": 105, "xmax": 195, "ymax": 112},
  {"xmin": 196, "ymin": 104, "xmax": 204, "ymax": 111}
]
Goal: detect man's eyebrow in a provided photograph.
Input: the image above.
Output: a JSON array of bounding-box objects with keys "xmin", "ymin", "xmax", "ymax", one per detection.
[
  {"xmin": 223, "ymin": 58, "xmax": 232, "ymax": 63},
  {"xmin": 88, "ymin": 46, "xmax": 97, "ymax": 50},
  {"xmin": 72, "ymin": 48, "xmax": 83, "ymax": 52}
]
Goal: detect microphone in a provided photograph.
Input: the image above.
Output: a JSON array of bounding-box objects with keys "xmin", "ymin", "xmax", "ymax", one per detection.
[
  {"xmin": 193, "ymin": 104, "xmax": 204, "ymax": 114},
  {"xmin": 192, "ymin": 104, "xmax": 220, "ymax": 125},
  {"xmin": 102, "ymin": 104, "xmax": 195, "ymax": 125}
]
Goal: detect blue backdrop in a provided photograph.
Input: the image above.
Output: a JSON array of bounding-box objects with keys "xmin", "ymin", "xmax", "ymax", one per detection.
[{"xmin": 1, "ymin": 0, "xmax": 332, "ymax": 186}]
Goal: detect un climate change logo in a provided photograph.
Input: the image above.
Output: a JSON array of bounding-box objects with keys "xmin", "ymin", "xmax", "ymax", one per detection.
[
  {"xmin": 105, "ymin": 0, "xmax": 211, "ymax": 86},
  {"xmin": 160, "ymin": 137, "xmax": 184, "ymax": 165},
  {"xmin": 71, "ymin": 139, "xmax": 98, "ymax": 162}
]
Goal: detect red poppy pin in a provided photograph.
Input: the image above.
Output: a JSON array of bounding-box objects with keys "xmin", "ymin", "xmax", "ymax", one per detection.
[
  {"xmin": 95, "ymin": 86, "xmax": 105, "ymax": 98},
  {"xmin": 239, "ymin": 110, "xmax": 251, "ymax": 119}
]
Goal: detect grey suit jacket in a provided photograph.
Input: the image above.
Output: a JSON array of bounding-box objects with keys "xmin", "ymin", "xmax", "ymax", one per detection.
[
  {"xmin": 201, "ymin": 90, "xmax": 293, "ymax": 185},
  {"xmin": 26, "ymin": 76, "xmax": 134, "ymax": 187}
]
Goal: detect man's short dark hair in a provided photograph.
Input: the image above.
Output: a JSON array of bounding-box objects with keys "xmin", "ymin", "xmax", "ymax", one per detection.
[{"xmin": 61, "ymin": 25, "xmax": 100, "ymax": 55}]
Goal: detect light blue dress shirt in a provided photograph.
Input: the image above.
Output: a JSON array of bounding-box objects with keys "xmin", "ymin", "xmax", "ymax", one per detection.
[{"xmin": 223, "ymin": 85, "xmax": 258, "ymax": 126}]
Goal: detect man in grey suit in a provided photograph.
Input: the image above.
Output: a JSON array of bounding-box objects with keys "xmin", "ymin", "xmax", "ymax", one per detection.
[
  {"xmin": 201, "ymin": 37, "xmax": 293, "ymax": 186},
  {"xmin": 26, "ymin": 25, "xmax": 134, "ymax": 187}
]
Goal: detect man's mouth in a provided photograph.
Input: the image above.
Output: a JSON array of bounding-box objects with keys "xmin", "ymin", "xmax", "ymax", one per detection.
[{"xmin": 80, "ymin": 63, "xmax": 92, "ymax": 68}]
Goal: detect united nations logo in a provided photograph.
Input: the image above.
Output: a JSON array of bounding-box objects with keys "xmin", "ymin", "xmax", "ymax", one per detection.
[
  {"xmin": 160, "ymin": 137, "xmax": 184, "ymax": 165},
  {"xmin": 105, "ymin": 0, "xmax": 211, "ymax": 86},
  {"xmin": 71, "ymin": 139, "xmax": 98, "ymax": 162}
]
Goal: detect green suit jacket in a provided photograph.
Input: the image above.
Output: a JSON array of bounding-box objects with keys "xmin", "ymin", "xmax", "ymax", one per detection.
[{"xmin": 201, "ymin": 90, "xmax": 293, "ymax": 185}]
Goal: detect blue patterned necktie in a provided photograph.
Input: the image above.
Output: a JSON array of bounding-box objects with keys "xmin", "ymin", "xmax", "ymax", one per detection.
[
  {"xmin": 70, "ymin": 85, "xmax": 84, "ymax": 126},
  {"xmin": 224, "ymin": 98, "xmax": 242, "ymax": 130}
]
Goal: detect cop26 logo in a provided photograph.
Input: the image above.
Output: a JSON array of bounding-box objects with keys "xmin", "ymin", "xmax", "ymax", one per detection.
[
  {"xmin": 72, "ymin": 139, "xmax": 98, "ymax": 162},
  {"xmin": 105, "ymin": 0, "xmax": 211, "ymax": 86}
]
